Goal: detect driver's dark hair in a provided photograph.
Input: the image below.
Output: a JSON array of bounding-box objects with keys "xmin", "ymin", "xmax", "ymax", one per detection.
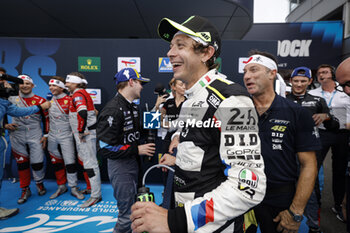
[
  {"xmin": 193, "ymin": 42, "xmax": 219, "ymax": 70},
  {"xmin": 0, "ymin": 67, "xmax": 6, "ymax": 73}
]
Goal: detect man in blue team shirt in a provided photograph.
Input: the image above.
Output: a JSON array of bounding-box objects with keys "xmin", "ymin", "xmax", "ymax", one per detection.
[{"xmin": 243, "ymin": 51, "xmax": 320, "ymax": 233}]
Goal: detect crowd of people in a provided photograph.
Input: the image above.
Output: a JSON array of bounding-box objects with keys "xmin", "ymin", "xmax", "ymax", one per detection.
[
  {"xmin": 130, "ymin": 15, "xmax": 350, "ymax": 233},
  {"xmin": 0, "ymin": 71, "xmax": 103, "ymax": 219},
  {"xmin": 0, "ymin": 14, "xmax": 349, "ymax": 233}
]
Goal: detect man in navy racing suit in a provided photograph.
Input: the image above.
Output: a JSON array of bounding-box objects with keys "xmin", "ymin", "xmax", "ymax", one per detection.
[{"xmin": 97, "ymin": 68, "xmax": 155, "ymax": 233}]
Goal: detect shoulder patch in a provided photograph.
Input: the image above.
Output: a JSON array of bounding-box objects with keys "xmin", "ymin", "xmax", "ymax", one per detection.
[
  {"xmin": 74, "ymin": 96, "xmax": 83, "ymax": 102},
  {"xmin": 207, "ymin": 92, "xmax": 222, "ymax": 109},
  {"xmin": 209, "ymin": 79, "xmax": 250, "ymax": 99}
]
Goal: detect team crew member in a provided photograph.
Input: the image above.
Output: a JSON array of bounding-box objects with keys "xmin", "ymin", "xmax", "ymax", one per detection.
[
  {"xmin": 160, "ymin": 78, "xmax": 186, "ymax": 153},
  {"xmin": 0, "ymin": 72, "xmax": 50, "ymax": 219},
  {"xmin": 336, "ymin": 57, "xmax": 350, "ymax": 233},
  {"xmin": 47, "ymin": 76, "xmax": 84, "ymax": 200},
  {"xmin": 131, "ymin": 15, "xmax": 266, "ymax": 233},
  {"xmin": 287, "ymin": 66, "xmax": 340, "ymax": 154},
  {"xmin": 0, "ymin": 68, "xmax": 19, "ymax": 184},
  {"xmin": 336, "ymin": 57, "xmax": 350, "ymax": 97},
  {"xmin": 97, "ymin": 68, "xmax": 155, "ymax": 233},
  {"xmin": 309, "ymin": 64, "xmax": 350, "ymax": 222},
  {"xmin": 7, "ymin": 75, "xmax": 49, "ymax": 204},
  {"xmin": 66, "ymin": 72, "xmax": 101, "ymax": 208},
  {"xmin": 286, "ymin": 67, "xmax": 339, "ymax": 233},
  {"xmin": 243, "ymin": 51, "xmax": 320, "ymax": 233},
  {"xmin": 158, "ymin": 78, "xmax": 186, "ymax": 209}
]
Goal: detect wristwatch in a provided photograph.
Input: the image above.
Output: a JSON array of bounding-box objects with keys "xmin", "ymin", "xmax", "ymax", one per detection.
[
  {"xmin": 325, "ymin": 113, "xmax": 331, "ymax": 121},
  {"xmin": 288, "ymin": 208, "xmax": 304, "ymax": 222}
]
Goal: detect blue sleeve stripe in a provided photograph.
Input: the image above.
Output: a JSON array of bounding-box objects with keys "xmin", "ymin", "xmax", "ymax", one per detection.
[
  {"xmin": 99, "ymin": 140, "xmax": 124, "ymax": 152},
  {"xmin": 222, "ymin": 159, "xmax": 231, "ymax": 177}
]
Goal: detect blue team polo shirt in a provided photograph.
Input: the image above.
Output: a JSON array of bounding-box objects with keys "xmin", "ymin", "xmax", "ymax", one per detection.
[{"xmin": 258, "ymin": 94, "xmax": 321, "ymax": 207}]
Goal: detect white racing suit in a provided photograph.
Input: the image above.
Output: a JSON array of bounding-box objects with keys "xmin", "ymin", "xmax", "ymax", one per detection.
[
  {"xmin": 167, "ymin": 69, "xmax": 266, "ymax": 232},
  {"xmin": 69, "ymin": 88, "xmax": 101, "ymax": 198},
  {"xmin": 8, "ymin": 93, "xmax": 48, "ymax": 189},
  {"xmin": 48, "ymin": 93, "xmax": 78, "ymax": 188}
]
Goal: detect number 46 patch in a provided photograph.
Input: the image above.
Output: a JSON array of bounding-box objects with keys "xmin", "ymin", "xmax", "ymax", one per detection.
[{"xmin": 271, "ymin": 125, "xmax": 286, "ymax": 132}]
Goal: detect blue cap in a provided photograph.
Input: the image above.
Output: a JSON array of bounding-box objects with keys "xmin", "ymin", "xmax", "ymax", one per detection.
[
  {"xmin": 114, "ymin": 68, "xmax": 150, "ymax": 85},
  {"xmin": 291, "ymin": 66, "xmax": 312, "ymax": 79}
]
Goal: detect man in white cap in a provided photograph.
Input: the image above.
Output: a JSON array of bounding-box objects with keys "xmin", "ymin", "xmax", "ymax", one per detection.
[
  {"xmin": 243, "ymin": 50, "xmax": 319, "ymax": 233},
  {"xmin": 7, "ymin": 74, "xmax": 49, "ymax": 204},
  {"xmin": 65, "ymin": 72, "xmax": 102, "ymax": 208},
  {"xmin": 131, "ymin": 15, "xmax": 266, "ymax": 233}
]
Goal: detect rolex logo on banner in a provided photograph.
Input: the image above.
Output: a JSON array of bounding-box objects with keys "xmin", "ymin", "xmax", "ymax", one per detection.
[{"xmin": 78, "ymin": 56, "xmax": 101, "ymax": 72}]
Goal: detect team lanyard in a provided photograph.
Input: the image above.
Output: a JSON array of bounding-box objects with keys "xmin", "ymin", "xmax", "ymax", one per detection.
[
  {"xmin": 19, "ymin": 96, "xmax": 30, "ymax": 107},
  {"xmin": 321, "ymin": 90, "xmax": 337, "ymax": 108},
  {"xmin": 53, "ymin": 97, "xmax": 67, "ymax": 115}
]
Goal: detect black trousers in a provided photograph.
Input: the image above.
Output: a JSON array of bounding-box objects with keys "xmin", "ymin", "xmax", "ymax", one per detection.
[
  {"xmin": 254, "ymin": 203, "xmax": 287, "ymax": 233},
  {"xmin": 346, "ymin": 144, "xmax": 350, "ymax": 233},
  {"xmin": 347, "ymin": 169, "xmax": 350, "ymax": 233},
  {"xmin": 319, "ymin": 129, "xmax": 350, "ymax": 207}
]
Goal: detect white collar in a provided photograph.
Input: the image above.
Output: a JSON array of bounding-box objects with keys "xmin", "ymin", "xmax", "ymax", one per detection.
[
  {"xmin": 54, "ymin": 93, "xmax": 67, "ymax": 99},
  {"xmin": 185, "ymin": 69, "xmax": 217, "ymax": 98},
  {"xmin": 19, "ymin": 92, "xmax": 34, "ymax": 98}
]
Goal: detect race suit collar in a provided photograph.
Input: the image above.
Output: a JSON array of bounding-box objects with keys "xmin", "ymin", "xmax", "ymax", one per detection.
[
  {"xmin": 185, "ymin": 69, "xmax": 217, "ymax": 98},
  {"xmin": 290, "ymin": 92, "xmax": 307, "ymax": 100},
  {"xmin": 54, "ymin": 93, "xmax": 67, "ymax": 99},
  {"xmin": 116, "ymin": 92, "xmax": 133, "ymax": 106},
  {"xmin": 73, "ymin": 88, "xmax": 82, "ymax": 94},
  {"xmin": 19, "ymin": 92, "xmax": 34, "ymax": 98}
]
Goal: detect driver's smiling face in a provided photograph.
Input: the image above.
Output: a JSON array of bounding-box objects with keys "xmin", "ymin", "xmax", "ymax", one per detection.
[{"xmin": 167, "ymin": 34, "xmax": 203, "ymax": 84}]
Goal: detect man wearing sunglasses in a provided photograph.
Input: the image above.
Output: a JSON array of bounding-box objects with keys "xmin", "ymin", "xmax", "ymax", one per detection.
[
  {"xmin": 309, "ymin": 64, "xmax": 350, "ymax": 224},
  {"xmin": 336, "ymin": 57, "xmax": 350, "ymax": 97},
  {"xmin": 336, "ymin": 57, "xmax": 350, "ymax": 233}
]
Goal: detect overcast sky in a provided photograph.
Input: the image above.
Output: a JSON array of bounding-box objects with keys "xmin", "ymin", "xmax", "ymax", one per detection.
[{"xmin": 254, "ymin": 0, "xmax": 290, "ymax": 23}]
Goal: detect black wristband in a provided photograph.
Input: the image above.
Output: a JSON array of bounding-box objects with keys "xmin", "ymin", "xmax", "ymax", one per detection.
[
  {"xmin": 168, "ymin": 207, "xmax": 188, "ymax": 233},
  {"xmin": 37, "ymin": 104, "xmax": 42, "ymax": 112}
]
